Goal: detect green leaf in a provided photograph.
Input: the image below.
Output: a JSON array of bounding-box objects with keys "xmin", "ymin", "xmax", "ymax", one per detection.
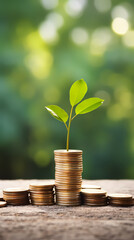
[
  {"xmin": 45, "ymin": 105, "xmax": 68, "ymax": 123},
  {"xmin": 75, "ymin": 98, "xmax": 104, "ymax": 115},
  {"xmin": 70, "ymin": 79, "xmax": 87, "ymax": 107}
]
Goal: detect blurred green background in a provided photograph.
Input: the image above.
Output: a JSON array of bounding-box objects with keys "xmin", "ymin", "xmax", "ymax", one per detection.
[{"xmin": 0, "ymin": 0, "xmax": 134, "ymax": 179}]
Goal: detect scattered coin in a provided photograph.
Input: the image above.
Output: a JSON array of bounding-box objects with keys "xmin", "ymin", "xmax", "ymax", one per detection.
[{"xmin": 0, "ymin": 201, "xmax": 7, "ymax": 207}]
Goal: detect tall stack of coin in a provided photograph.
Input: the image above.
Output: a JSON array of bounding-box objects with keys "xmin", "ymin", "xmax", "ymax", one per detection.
[
  {"xmin": 54, "ymin": 150, "xmax": 83, "ymax": 206},
  {"xmin": 81, "ymin": 189, "xmax": 107, "ymax": 206},
  {"xmin": 3, "ymin": 188, "xmax": 29, "ymax": 205},
  {"xmin": 29, "ymin": 183, "xmax": 55, "ymax": 206},
  {"xmin": 108, "ymin": 194, "xmax": 133, "ymax": 206}
]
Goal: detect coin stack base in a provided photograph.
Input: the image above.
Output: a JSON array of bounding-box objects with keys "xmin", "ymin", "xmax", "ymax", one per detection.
[
  {"xmin": 55, "ymin": 150, "xmax": 83, "ymax": 206},
  {"xmin": 3, "ymin": 188, "xmax": 29, "ymax": 205},
  {"xmin": 108, "ymin": 194, "xmax": 133, "ymax": 207},
  {"xmin": 81, "ymin": 189, "xmax": 107, "ymax": 206},
  {"xmin": 29, "ymin": 182, "xmax": 55, "ymax": 206}
]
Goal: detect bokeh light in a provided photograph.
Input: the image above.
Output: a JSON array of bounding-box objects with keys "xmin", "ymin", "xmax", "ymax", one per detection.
[
  {"xmin": 41, "ymin": 0, "xmax": 59, "ymax": 10},
  {"xmin": 122, "ymin": 30, "xmax": 134, "ymax": 48},
  {"xmin": 39, "ymin": 20, "xmax": 59, "ymax": 43},
  {"xmin": 90, "ymin": 27, "xmax": 112, "ymax": 56},
  {"xmin": 111, "ymin": 17, "xmax": 129, "ymax": 35},
  {"xmin": 94, "ymin": 0, "xmax": 111, "ymax": 13},
  {"xmin": 111, "ymin": 5, "xmax": 129, "ymax": 20},
  {"xmin": 65, "ymin": 0, "xmax": 87, "ymax": 17},
  {"xmin": 70, "ymin": 27, "xmax": 88, "ymax": 45},
  {"xmin": 25, "ymin": 50, "xmax": 53, "ymax": 79}
]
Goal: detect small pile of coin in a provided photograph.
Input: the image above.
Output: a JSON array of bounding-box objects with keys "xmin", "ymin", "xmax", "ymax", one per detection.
[
  {"xmin": 29, "ymin": 183, "xmax": 55, "ymax": 206},
  {"xmin": 3, "ymin": 188, "xmax": 29, "ymax": 205},
  {"xmin": 55, "ymin": 150, "xmax": 83, "ymax": 206},
  {"xmin": 108, "ymin": 194, "xmax": 133, "ymax": 206},
  {"xmin": 81, "ymin": 189, "xmax": 107, "ymax": 206}
]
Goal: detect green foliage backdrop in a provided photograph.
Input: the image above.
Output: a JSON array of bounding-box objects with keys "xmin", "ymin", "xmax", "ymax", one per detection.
[{"xmin": 0, "ymin": 0, "xmax": 134, "ymax": 179}]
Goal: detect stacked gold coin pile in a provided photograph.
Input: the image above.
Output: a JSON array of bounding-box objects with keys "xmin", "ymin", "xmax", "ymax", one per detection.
[
  {"xmin": 29, "ymin": 183, "xmax": 55, "ymax": 206},
  {"xmin": 108, "ymin": 194, "xmax": 133, "ymax": 206},
  {"xmin": 55, "ymin": 150, "xmax": 83, "ymax": 206},
  {"xmin": 3, "ymin": 188, "xmax": 29, "ymax": 205},
  {"xmin": 81, "ymin": 189, "xmax": 107, "ymax": 206}
]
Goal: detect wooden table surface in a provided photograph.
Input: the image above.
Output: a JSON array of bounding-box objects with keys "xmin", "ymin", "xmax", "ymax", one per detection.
[{"xmin": 0, "ymin": 179, "xmax": 134, "ymax": 240}]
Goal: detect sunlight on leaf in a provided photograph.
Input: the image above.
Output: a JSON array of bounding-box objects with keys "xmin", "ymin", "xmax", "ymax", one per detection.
[
  {"xmin": 75, "ymin": 98, "xmax": 104, "ymax": 115},
  {"xmin": 45, "ymin": 105, "xmax": 68, "ymax": 123}
]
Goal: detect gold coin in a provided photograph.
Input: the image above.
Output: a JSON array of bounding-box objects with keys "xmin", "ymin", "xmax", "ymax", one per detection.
[
  {"xmin": 31, "ymin": 199, "xmax": 54, "ymax": 203},
  {"xmin": 54, "ymin": 149, "xmax": 82, "ymax": 153},
  {"xmin": 6, "ymin": 201, "xmax": 29, "ymax": 206},
  {"xmin": 108, "ymin": 194, "xmax": 132, "ymax": 200},
  {"xmin": 3, "ymin": 193, "xmax": 28, "ymax": 198},
  {"xmin": 82, "ymin": 184, "xmax": 101, "ymax": 189},
  {"xmin": 3, "ymin": 188, "xmax": 28, "ymax": 194},
  {"xmin": 109, "ymin": 198, "xmax": 133, "ymax": 206},
  {"xmin": 30, "ymin": 197, "xmax": 54, "ymax": 201},
  {"xmin": 31, "ymin": 200, "xmax": 54, "ymax": 205},
  {"xmin": 56, "ymin": 202, "xmax": 81, "ymax": 206},
  {"xmin": 0, "ymin": 201, "xmax": 7, "ymax": 207},
  {"xmin": 81, "ymin": 189, "xmax": 107, "ymax": 196},
  {"xmin": 30, "ymin": 190, "xmax": 53, "ymax": 194},
  {"xmin": 29, "ymin": 183, "xmax": 54, "ymax": 191},
  {"xmin": 84, "ymin": 202, "xmax": 107, "ymax": 206},
  {"xmin": 84, "ymin": 199, "xmax": 107, "ymax": 204}
]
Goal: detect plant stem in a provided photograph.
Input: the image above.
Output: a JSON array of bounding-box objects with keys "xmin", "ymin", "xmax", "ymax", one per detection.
[
  {"xmin": 71, "ymin": 114, "xmax": 77, "ymax": 121},
  {"xmin": 64, "ymin": 122, "xmax": 68, "ymax": 130},
  {"xmin": 66, "ymin": 106, "xmax": 73, "ymax": 151}
]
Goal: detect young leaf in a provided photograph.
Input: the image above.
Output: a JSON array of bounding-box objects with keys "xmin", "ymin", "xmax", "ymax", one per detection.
[
  {"xmin": 70, "ymin": 79, "xmax": 87, "ymax": 107},
  {"xmin": 75, "ymin": 98, "xmax": 104, "ymax": 115},
  {"xmin": 45, "ymin": 105, "xmax": 68, "ymax": 123}
]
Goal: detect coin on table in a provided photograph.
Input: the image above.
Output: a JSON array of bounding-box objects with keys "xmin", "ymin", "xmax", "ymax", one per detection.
[
  {"xmin": 108, "ymin": 193, "xmax": 133, "ymax": 206},
  {"xmin": 0, "ymin": 201, "xmax": 7, "ymax": 207},
  {"xmin": 3, "ymin": 188, "xmax": 29, "ymax": 206}
]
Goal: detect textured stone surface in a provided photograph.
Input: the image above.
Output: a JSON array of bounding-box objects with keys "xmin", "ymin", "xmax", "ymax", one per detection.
[{"xmin": 0, "ymin": 180, "xmax": 134, "ymax": 240}]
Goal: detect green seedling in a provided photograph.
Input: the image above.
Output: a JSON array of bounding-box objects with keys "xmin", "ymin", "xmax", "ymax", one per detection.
[{"xmin": 45, "ymin": 79, "xmax": 104, "ymax": 151}]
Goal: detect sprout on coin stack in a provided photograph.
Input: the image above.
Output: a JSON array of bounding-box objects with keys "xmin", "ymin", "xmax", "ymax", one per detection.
[
  {"xmin": 81, "ymin": 189, "xmax": 108, "ymax": 206},
  {"xmin": 29, "ymin": 183, "xmax": 55, "ymax": 206},
  {"xmin": 108, "ymin": 194, "xmax": 133, "ymax": 206},
  {"xmin": 45, "ymin": 79, "xmax": 104, "ymax": 206},
  {"xmin": 3, "ymin": 188, "xmax": 29, "ymax": 205}
]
